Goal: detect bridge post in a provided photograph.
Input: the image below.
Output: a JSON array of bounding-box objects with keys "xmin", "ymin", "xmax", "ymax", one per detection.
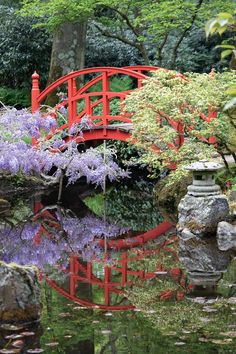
[
  {"xmin": 104, "ymin": 265, "xmax": 110, "ymax": 306},
  {"xmin": 121, "ymin": 252, "xmax": 128, "ymax": 285},
  {"xmin": 31, "ymin": 72, "xmax": 40, "ymax": 113},
  {"xmin": 102, "ymin": 71, "xmax": 110, "ymax": 135},
  {"xmin": 68, "ymin": 78, "xmax": 76, "ymax": 125},
  {"xmin": 70, "ymin": 254, "xmax": 76, "ymax": 297}
]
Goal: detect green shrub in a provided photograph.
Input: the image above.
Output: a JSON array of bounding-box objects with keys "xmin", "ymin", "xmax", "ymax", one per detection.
[{"xmin": 0, "ymin": 86, "xmax": 30, "ymax": 108}]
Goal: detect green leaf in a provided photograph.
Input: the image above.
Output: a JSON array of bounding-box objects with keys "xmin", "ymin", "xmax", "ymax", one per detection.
[
  {"xmin": 218, "ymin": 12, "xmax": 234, "ymax": 20},
  {"xmin": 205, "ymin": 19, "xmax": 218, "ymax": 37},
  {"xmin": 221, "ymin": 49, "xmax": 233, "ymax": 59},
  {"xmin": 216, "ymin": 44, "xmax": 235, "ymax": 49},
  {"xmin": 226, "ymin": 85, "xmax": 236, "ymax": 96},
  {"xmin": 224, "ymin": 97, "xmax": 236, "ymax": 111}
]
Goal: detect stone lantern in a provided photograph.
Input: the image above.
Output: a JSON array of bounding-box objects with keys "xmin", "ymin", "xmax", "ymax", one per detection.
[
  {"xmin": 185, "ymin": 160, "xmax": 223, "ymax": 197},
  {"xmin": 177, "ymin": 159, "xmax": 232, "ymax": 290}
]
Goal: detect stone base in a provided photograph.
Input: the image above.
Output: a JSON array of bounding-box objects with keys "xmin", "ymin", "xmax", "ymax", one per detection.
[
  {"xmin": 178, "ymin": 194, "xmax": 229, "ymax": 235},
  {"xmin": 178, "ymin": 228, "xmax": 233, "ymax": 273},
  {"xmin": 187, "ymin": 271, "xmax": 222, "ymax": 286}
]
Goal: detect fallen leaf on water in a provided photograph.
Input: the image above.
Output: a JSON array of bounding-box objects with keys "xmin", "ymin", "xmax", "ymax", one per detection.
[
  {"xmin": 12, "ymin": 341, "xmax": 24, "ymax": 349},
  {"xmin": 0, "ymin": 325, "xmax": 23, "ymax": 331},
  {"xmin": 179, "ymin": 336, "xmax": 187, "ymax": 340},
  {"xmin": 199, "ymin": 337, "xmax": 209, "ymax": 343},
  {"xmin": 188, "ymin": 297, "xmax": 206, "ymax": 304},
  {"xmin": 20, "ymin": 332, "xmax": 35, "ymax": 337},
  {"xmin": 227, "ymin": 297, "xmax": 236, "ymax": 304},
  {"xmin": 165, "ymin": 332, "xmax": 177, "ymax": 336},
  {"xmin": 219, "ymin": 332, "xmax": 236, "ymax": 338},
  {"xmin": 101, "ymin": 330, "xmax": 112, "ymax": 335},
  {"xmin": 58, "ymin": 313, "xmax": 72, "ymax": 318},
  {"xmin": 5, "ymin": 335, "xmax": 23, "ymax": 340},
  {"xmin": 174, "ymin": 342, "xmax": 185, "ymax": 346},
  {"xmin": 228, "ymin": 325, "xmax": 236, "ymax": 329},
  {"xmin": 211, "ymin": 339, "xmax": 232, "ymax": 345},
  {"xmin": 0, "ymin": 350, "xmax": 21, "ymax": 354},
  {"xmin": 73, "ymin": 307, "xmax": 86, "ymax": 310},
  {"xmin": 202, "ymin": 307, "xmax": 218, "ymax": 313},
  {"xmin": 199, "ymin": 317, "xmax": 211, "ymax": 323},
  {"xmin": 145, "ymin": 310, "xmax": 156, "ymax": 314},
  {"xmin": 45, "ymin": 342, "xmax": 59, "ymax": 347}
]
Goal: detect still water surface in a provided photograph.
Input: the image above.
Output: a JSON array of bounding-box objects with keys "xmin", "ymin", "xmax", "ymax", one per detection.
[{"xmin": 0, "ymin": 180, "xmax": 235, "ymax": 353}]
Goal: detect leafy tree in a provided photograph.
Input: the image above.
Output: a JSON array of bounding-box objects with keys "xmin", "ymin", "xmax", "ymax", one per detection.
[
  {"xmin": 19, "ymin": 0, "xmax": 235, "ymax": 90},
  {"xmin": 94, "ymin": 0, "xmax": 235, "ymax": 67},
  {"xmin": 206, "ymin": 10, "xmax": 236, "ymax": 69},
  {"xmin": 20, "ymin": 0, "xmax": 97, "ymax": 89},
  {"xmin": 155, "ymin": 27, "xmax": 232, "ymax": 73},
  {"xmin": 125, "ymin": 69, "xmax": 236, "ymax": 182},
  {"xmin": 86, "ymin": 25, "xmax": 141, "ymax": 68}
]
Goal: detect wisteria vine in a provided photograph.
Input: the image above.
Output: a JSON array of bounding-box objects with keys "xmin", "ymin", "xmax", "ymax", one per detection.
[{"xmin": 0, "ymin": 107, "xmax": 129, "ymax": 189}]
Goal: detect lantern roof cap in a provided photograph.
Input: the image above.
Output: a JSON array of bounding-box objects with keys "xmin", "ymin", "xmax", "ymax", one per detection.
[{"xmin": 185, "ymin": 160, "xmax": 224, "ymax": 172}]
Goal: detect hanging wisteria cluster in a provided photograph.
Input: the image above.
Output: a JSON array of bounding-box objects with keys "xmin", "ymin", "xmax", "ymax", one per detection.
[{"xmin": 0, "ymin": 107, "xmax": 129, "ymax": 187}]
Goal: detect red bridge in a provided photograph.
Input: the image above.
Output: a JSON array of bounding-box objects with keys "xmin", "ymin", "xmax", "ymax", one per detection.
[
  {"xmin": 31, "ymin": 66, "xmax": 186, "ymax": 146},
  {"xmin": 32, "ymin": 65, "xmax": 217, "ymax": 148}
]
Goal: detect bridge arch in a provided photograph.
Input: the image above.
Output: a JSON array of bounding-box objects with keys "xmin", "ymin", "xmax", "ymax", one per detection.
[{"xmin": 32, "ymin": 66, "xmax": 187, "ymax": 146}]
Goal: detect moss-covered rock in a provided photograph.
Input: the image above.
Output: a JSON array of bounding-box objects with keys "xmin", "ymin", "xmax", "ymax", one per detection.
[
  {"xmin": 0, "ymin": 262, "xmax": 42, "ymax": 323},
  {"xmin": 0, "ymin": 173, "xmax": 50, "ymax": 197}
]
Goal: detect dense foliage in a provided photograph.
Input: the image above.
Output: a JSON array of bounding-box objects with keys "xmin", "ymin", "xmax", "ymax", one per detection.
[
  {"xmin": 0, "ymin": 5, "xmax": 51, "ymax": 89},
  {"xmin": 125, "ymin": 69, "xmax": 236, "ymax": 182},
  {"xmin": 20, "ymin": 0, "xmax": 235, "ymax": 68}
]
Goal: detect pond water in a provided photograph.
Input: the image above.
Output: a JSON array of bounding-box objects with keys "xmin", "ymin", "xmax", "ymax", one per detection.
[{"xmin": 0, "ymin": 179, "xmax": 236, "ymax": 353}]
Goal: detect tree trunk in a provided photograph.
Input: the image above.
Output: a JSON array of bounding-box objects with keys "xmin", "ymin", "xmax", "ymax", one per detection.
[{"xmin": 46, "ymin": 20, "xmax": 87, "ymax": 106}]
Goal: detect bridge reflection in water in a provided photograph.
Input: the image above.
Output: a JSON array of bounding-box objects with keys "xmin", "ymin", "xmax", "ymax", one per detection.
[{"xmin": 31, "ymin": 198, "xmax": 192, "ymax": 310}]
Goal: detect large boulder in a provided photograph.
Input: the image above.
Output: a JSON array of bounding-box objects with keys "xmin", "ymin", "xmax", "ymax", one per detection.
[
  {"xmin": 178, "ymin": 194, "xmax": 229, "ymax": 236},
  {"xmin": 0, "ymin": 262, "xmax": 42, "ymax": 323},
  {"xmin": 179, "ymin": 228, "xmax": 233, "ymax": 274},
  {"xmin": 217, "ymin": 221, "xmax": 236, "ymax": 251}
]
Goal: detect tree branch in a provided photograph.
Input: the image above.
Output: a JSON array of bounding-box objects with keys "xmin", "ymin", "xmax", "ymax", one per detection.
[
  {"xmin": 103, "ymin": 5, "xmax": 142, "ymax": 38},
  {"xmin": 157, "ymin": 32, "xmax": 169, "ymax": 65},
  {"xmin": 93, "ymin": 23, "xmax": 140, "ymax": 49}
]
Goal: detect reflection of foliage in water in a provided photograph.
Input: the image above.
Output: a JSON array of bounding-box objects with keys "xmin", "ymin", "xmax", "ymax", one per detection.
[
  {"xmin": 37, "ymin": 281, "xmax": 236, "ymax": 353},
  {"xmin": 85, "ymin": 180, "xmax": 163, "ymax": 231},
  {"xmin": 125, "ymin": 245, "xmax": 236, "ymax": 346},
  {"xmin": 0, "ymin": 205, "xmax": 128, "ymax": 268}
]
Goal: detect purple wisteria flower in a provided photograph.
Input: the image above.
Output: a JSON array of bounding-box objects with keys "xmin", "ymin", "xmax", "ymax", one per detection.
[{"xmin": 0, "ymin": 107, "xmax": 129, "ymax": 189}]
